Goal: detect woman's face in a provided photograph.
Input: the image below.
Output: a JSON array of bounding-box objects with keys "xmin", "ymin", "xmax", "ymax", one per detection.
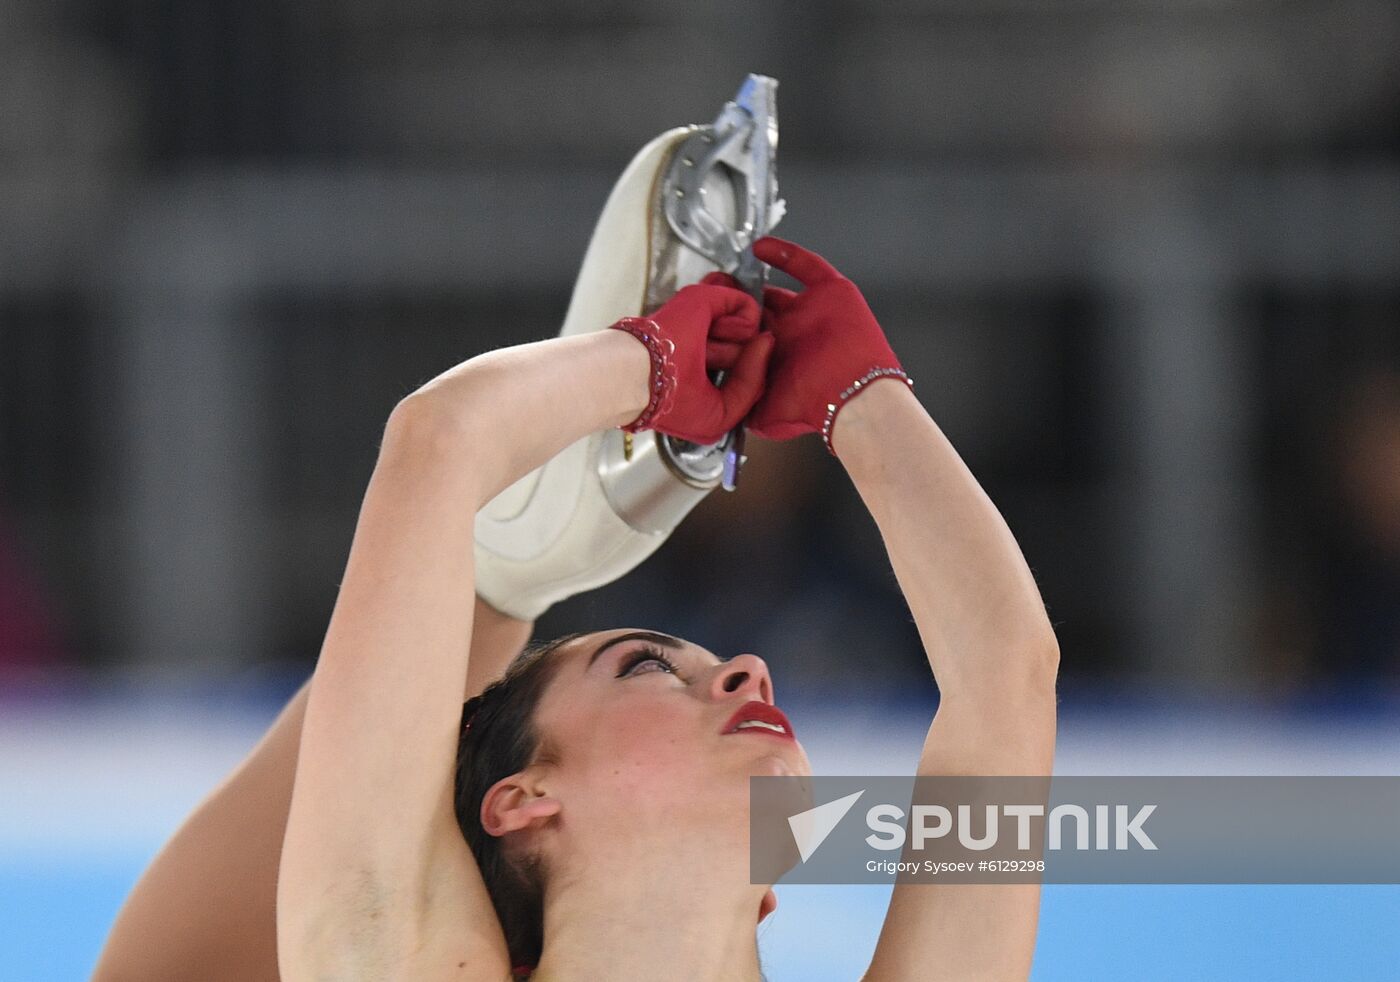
[{"xmin": 527, "ymin": 628, "xmax": 811, "ymax": 832}]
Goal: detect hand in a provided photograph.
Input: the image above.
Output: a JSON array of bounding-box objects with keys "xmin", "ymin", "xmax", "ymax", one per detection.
[
  {"xmin": 734, "ymin": 236, "xmax": 909, "ymax": 451},
  {"xmin": 611, "ymin": 280, "xmax": 775, "ymax": 444},
  {"xmin": 475, "ymin": 279, "xmax": 771, "ymax": 623},
  {"xmin": 695, "ymin": 271, "xmax": 765, "ymax": 372}
]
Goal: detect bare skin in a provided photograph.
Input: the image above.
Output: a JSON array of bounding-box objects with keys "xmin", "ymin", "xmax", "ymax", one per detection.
[
  {"xmin": 841, "ymin": 379, "xmax": 1058, "ymax": 981},
  {"xmin": 273, "ymin": 327, "xmax": 1057, "ymax": 981},
  {"xmin": 92, "ymin": 597, "xmax": 533, "ymax": 982}
]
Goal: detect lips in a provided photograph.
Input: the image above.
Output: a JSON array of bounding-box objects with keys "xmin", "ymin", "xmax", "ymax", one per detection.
[{"xmin": 721, "ymin": 700, "xmax": 795, "ymax": 740}]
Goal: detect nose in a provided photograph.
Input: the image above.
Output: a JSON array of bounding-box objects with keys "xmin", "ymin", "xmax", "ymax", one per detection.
[{"xmin": 710, "ymin": 653, "xmax": 774, "ymax": 705}]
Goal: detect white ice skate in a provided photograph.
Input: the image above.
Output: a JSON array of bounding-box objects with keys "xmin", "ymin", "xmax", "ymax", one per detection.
[{"xmin": 473, "ymin": 74, "xmax": 785, "ymax": 621}]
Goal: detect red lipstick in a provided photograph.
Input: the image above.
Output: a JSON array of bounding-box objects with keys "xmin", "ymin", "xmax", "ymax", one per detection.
[{"xmin": 721, "ymin": 700, "xmax": 795, "ymax": 740}]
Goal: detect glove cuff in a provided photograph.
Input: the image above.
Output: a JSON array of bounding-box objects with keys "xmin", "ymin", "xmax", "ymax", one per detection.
[
  {"xmin": 820, "ymin": 366, "xmax": 915, "ymax": 456},
  {"xmin": 608, "ymin": 317, "xmax": 678, "ymax": 433}
]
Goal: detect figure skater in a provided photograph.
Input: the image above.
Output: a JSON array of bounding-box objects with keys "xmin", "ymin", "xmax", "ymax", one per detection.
[{"xmin": 96, "ymin": 236, "xmax": 1058, "ymax": 981}]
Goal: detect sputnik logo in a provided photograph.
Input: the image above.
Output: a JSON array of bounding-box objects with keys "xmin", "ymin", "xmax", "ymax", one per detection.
[{"xmin": 788, "ymin": 790, "xmax": 864, "ymax": 862}]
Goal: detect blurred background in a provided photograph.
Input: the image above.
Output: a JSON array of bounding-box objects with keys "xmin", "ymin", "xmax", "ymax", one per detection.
[{"xmin": 2, "ymin": 0, "xmax": 1398, "ymax": 979}]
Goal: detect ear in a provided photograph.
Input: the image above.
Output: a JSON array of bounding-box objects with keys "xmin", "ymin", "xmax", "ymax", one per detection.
[{"xmin": 480, "ymin": 773, "xmax": 562, "ymax": 837}]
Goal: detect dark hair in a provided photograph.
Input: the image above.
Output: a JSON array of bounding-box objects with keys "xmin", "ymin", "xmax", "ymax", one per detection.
[{"xmin": 453, "ymin": 631, "xmax": 590, "ymax": 971}]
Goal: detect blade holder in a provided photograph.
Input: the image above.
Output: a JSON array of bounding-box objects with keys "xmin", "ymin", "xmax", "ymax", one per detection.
[{"xmin": 659, "ymin": 73, "xmax": 785, "ymax": 491}]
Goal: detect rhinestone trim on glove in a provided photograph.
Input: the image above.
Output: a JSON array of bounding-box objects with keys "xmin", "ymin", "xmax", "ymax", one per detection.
[
  {"xmin": 820, "ymin": 366, "xmax": 914, "ymax": 456},
  {"xmin": 608, "ymin": 316, "xmax": 678, "ymax": 433}
]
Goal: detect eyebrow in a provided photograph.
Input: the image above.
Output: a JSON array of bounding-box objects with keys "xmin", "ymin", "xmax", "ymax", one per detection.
[{"xmin": 585, "ymin": 630, "xmax": 687, "ymax": 671}]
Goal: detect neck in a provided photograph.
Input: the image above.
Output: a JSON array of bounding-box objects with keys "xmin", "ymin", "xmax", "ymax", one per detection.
[{"xmin": 530, "ymin": 845, "xmax": 766, "ymax": 982}]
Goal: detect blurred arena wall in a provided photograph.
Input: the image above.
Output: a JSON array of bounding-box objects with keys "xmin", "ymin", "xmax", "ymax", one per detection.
[{"xmin": 1, "ymin": 2, "xmax": 1398, "ymax": 979}]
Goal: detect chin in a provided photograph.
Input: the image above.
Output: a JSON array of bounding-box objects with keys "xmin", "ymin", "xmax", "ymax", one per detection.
[{"xmin": 745, "ymin": 743, "xmax": 810, "ymax": 778}]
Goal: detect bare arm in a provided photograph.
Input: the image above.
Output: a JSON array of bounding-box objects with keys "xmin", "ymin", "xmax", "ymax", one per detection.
[
  {"xmin": 842, "ymin": 381, "xmax": 1060, "ymax": 982},
  {"xmin": 277, "ymin": 331, "xmax": 651, "ymax": 980},
  {"xmin": 92, "ymin": 597, "xmax": 533, "ymax": 982}
]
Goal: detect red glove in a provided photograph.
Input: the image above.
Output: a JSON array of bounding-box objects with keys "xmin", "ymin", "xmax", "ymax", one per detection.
[
  {"xmin": 698, "ymin": 271, "xmax": 760, "ymax": 371},
  {"xmin": 609, "ymin": 280, "xmax": 775, "ymax": 445},
  {"xmin": 731, "ymin": 236, "xmax": 911, "ymax": 453}
]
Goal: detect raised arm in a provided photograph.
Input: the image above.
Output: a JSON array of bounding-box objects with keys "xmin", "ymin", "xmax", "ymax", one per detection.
[
  {"xmin": 276, "ymin": 333, "xmax": 649, "ymax": 981},
  {"xmin": 839, "ymin": 380, "xmax": 1057, "ymax": 982},
  {"xmin": 276, "ymin": 286, "xmax": 771, "ymax": 980},
  {"xmin": 744, "ymin": 236, "xmax": 1059, "ymax": 982},
  {"xmin": 835, "ymin": 377, "xmax": 1059, "ymax": 776}
]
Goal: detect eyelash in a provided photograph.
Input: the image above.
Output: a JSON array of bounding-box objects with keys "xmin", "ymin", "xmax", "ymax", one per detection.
[{"xmin": 616, "ymin": 644, "xmax": 682, "ymax": 678}]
